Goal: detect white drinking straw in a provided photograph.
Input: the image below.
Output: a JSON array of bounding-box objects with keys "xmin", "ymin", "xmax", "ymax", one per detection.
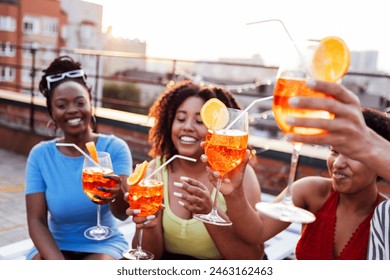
[
  {"xmin": 226, "ymin": 95, "xmax": 274, "ymax": 130},
  {"xmin": 246, "ymin": 18, "xmax": 309, "ymax": 73},
  {"xmin": 145, "ymin": 155, "xmax": 197, "ymax": 180},
  {"xmin": 56, "ymin": 143, "xmax": 101, "ymax": 167}
]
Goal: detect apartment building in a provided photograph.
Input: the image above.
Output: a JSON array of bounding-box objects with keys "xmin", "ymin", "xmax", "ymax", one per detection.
[{"xmin": 0, "ymin": 0, "xmax": 103, "ymax": 100}]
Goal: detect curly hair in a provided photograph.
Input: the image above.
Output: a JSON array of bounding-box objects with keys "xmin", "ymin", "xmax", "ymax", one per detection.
[
  {"xmin": 148, "ymin": 80, "xmax": 241, "ymax": 159},
  {"xmin": 38, "ymin": 56, "xmax": 91, "ymax": 117},
  {"xmin": 363, "ymin": 107, "xmax": 390, "ymax": 142}
]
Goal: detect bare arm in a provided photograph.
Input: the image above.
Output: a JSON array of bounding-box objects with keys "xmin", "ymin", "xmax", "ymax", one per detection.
[
  {"xmin": 174, "ymin": 171, "xmax": 263, "ymax": 259},
  {"xmin": 26, "ymin": 193, "xmax": 65, "ymax": 260},
  {"xmin": 208, "ymin": 151, "xmax": 292, "ymax": 245},
  {"xmin": 204, "ymin": 165, "xmax": 264, "ymax": 259}
]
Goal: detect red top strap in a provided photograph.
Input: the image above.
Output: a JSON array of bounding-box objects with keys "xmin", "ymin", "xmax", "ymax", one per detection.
[{"xmin": 295, "ymin": 190, "xmax": 379, "ymax": 260}]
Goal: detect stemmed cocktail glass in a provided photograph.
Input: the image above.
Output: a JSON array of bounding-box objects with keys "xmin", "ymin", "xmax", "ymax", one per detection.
[
  {"xmin": 193, "ymin": 107, "xmax": 249, "ymax": 226},
  {"xmin": 122, "ymin": 164, "xmax": 164, "ymax": 260},
  {"xmin": 82, "ymin": 151, "xmax": 116, "ymax": 240},
  {"xmin": 255, "ymin": 40, "xmax": 334, "ymax": 223}
]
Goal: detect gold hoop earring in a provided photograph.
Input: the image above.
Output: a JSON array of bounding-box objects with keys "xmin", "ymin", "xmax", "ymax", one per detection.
[{"xmin": 46, "ymin": 119, "xmax": 58, "ymax": 137}]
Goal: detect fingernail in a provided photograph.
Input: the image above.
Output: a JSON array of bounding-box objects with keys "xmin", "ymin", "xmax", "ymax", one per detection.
[
  {"xmin": 180, "ymin": 176, "xmax": 189, "ymax": 182},
  {"xmin": 144, "ymin": 220, "xmax": 151, "ymax": 225},
  {"xmin": 288, "ymin": 97, "xmax": 299, "ymax": 106},
  {"xmin": 285, "ymin": 117, "xmax": 295, "ymax": 125},
  {"xmin": 103, "ymin": 175, "xmax": 111, "ymax": 179},
  {"xmin": 147, "ymin": 215, "xmax": 155, "ymax": 220},
  {"xmin": 133, "ymin": 209, "xmax": 141, "ymax": 214},
  {"xmin": 306, "ymin": 79, "xmax": 316, "ymax": 88},
  {"xmin": 111, "ymin": 198, "xmax": 116, "ymax": 203},
  {"xmin": 178, "ymin": 200, "xmax": 185, "ymax": 207},
  {"xmin": 173, "ymin": 191, "xmax": 183, "ymax": 198},
  {"xmin": 174, "ymin": 182, "xmax": 183, "ymax": 187}
]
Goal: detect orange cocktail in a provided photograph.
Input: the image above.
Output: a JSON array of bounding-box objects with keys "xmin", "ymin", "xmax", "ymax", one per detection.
[
  {"xmin": 82, "ymin": 166, "xmax": 115, "ymax": 204},
  {"xmin": 204, "ymin": 129, "xmax": 248, "ymax": 176},
  {"xmin": 273, "ymin": 77, "xmax": 334, "ymax": 136},
  {"xmin": 128, "ymin": 179, "xmax": 163, "ymax": 217}
]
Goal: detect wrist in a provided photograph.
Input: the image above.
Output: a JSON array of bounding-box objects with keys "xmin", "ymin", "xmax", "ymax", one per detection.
[{"xmin": 223, "ymin": 183, "xmax": 245, "ymax": 198}]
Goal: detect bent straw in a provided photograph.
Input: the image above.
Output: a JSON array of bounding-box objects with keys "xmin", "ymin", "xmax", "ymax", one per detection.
[
  {"xmin": 246, "ymin": 19, "xmax": 305, "ymax": 65},
  {"xmin": 145, "ymin": 155, "xmax": 197, "ymax": 180},
  {"xmin": 226, "ymin": 96, "xmax": 273, "ymax": 130},
  {"xmin": 56, "ymin": 143, "xmax": 101, "ymax": 167}
]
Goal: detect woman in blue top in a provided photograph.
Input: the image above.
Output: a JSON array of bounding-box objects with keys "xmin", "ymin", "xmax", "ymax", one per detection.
[{"xmin": 25, "ymin": 56, "xmax": 132, "ymax": 260}]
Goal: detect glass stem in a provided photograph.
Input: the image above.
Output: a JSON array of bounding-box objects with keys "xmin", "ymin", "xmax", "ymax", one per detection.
[
  {"xmin": 96, "ymin": 204, "xmax": 102, "ymax": 228},
  {"xmin": 136, "ymin": 228, "xmax": 144, "ymax": 259},
  {"xmin": 211, "ymin": 178, "xmax": 222, "ymax": 214},
  {"xmin": 284, "ymin": 142, "xmax": 302, "ymax": 204}
]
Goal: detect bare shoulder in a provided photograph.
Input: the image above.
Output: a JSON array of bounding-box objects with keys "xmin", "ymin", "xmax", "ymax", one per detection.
[{"xmin": 292, "ymin": 176, "xmax": 332, "ymax": 211}]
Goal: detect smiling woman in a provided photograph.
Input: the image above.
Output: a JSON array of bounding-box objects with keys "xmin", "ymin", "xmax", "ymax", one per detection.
[{"xmin": 24, "ymin": 55, "xmax": 133, "ymax": 260}]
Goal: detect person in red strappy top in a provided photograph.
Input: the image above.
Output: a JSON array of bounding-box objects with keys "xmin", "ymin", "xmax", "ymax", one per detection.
[{"xmin": 204, "ymin": 81, "xmax": 390, "ymax": 260}]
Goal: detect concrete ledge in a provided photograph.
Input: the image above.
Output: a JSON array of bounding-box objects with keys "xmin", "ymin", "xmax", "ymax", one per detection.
[
  {"xmin": 0, "ymin": 238, "xmax": 33, "ymax": 260},
  {"xmin": 0, "ymin": 219, "xmax": 135, "ymax": 260}
]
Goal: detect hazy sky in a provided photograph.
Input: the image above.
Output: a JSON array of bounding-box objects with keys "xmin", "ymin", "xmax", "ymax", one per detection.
[{"xmin": 85, "ymin": 0, "xmax": 390, "ymax": 73}]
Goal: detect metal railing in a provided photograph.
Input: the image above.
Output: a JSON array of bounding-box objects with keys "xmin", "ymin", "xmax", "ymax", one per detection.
[{"xmin": 1, "ymin": 45, "xmax": 390, "ymax": 134}]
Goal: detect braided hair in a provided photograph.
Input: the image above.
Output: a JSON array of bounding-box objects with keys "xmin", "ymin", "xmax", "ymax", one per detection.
[
  {"xmin": 38, "ymin": 56, "xmax": 91, "ymax": 117},
  {"xmin": 148, "ymin": 80, "xmax": 241, "ymax": 159}
]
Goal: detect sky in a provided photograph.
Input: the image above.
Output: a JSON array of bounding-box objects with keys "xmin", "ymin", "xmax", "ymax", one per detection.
[{"xmin": 85, "ymin": 0, "xmax": 390, "ymax": 73}]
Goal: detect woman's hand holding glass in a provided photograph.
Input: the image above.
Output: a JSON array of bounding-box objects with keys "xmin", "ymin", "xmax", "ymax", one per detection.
[
  {"xmin": 201, "ymin": 149, "xmax": 250, "ymax": 197},
  {"xmin": 93, "ymin": 173, "xmax": 123, "ymax": 203},
  {"xmin": 173, "ymin": 176, "xmax": 213, "ymax": 215}
]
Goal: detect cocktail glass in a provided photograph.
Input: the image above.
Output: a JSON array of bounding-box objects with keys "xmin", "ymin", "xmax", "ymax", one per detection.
[
  {"xmin": 82, "ymin": 151, "xmax": 116, "ymax": 240},
  {"xmin": 255, "ymin": 40, "xmax": 334, "ymax": 223},
  {"xmin": 122, "ymin": 164, "xmax": 164, "ymax": 260},
  {"xmin": 193, "ymin": 107, "xmax": 249, "ymax": 226}
]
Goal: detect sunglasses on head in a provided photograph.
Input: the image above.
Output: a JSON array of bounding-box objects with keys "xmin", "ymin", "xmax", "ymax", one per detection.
[{"xmin": 46, "ymin": 69, "xmax": 86, "ymax": 90}]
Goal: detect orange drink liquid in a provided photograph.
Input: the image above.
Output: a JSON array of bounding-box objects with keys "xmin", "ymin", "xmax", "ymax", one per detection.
[
  {"xmin": 205, "ymin": 129, "xmax": 248, "ymax": 176},
  {"xmin": 82, "ymin": 167, "xmax": 115, "ymax": 204},
  {"xmin": 273, "ymin": 77, "xmax": 334, "ymax": 135},
  {"xmin": 128, "ymin": 179, "xmax": 163, "ymax": 217}
]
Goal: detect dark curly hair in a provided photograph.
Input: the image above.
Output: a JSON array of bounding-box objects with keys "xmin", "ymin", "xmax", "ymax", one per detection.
[
  {"xmin": 362, "ymin": 107, "xmax": 390, "ymax": 142},
  {"xmin": 148, "ymin": 80, "xmax": 241, "ymax": 159},
  {"xmin": 38, "ymin": 56, "xmax": 91, "ymax": 117}
]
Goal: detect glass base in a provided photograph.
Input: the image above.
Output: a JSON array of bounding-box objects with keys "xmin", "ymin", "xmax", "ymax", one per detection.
[
  {"xmin": 123, "ymin": 249, "xmax": 154, "ymax": 260},
  {"xmin": 84, "ymin": 226, "xmax": 114, "ymax": 241},
  {"xmin": 255, "ymin": 201, "xmax": 316, "ymax": 224},
  {"xmin": 193, "ymin": 213, "xmax": 232, "ymax": 226}
]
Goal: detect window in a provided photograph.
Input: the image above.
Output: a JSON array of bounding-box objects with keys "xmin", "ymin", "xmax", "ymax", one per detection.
[
  {"xmin": 22, "ymin": 69, "xmax": 31, "ymax": 83},
  {"xmin": 79, "ymin": 25, "xmax": 94, "ymax": 41},
  {"xmin": 0, "ymin": 16, "xmax": 16, "ymax": 32},
  {"xmin": 61, "ymin": 25, "xmax": 69, "ymax": 39},
  {"xmin": 23, "ymin": 16, "xmax": 40, "ymax": 35},
  {"xmin": 43, "ymin": 17, "xmax": 58, "ymax": 37},
  {"xmin": 0, "ymin": 42, "xmax": 16, "ymax": 57},
  {"xmin": 0, "ymin": 67, "xmax": 15, "ymax": 82}
]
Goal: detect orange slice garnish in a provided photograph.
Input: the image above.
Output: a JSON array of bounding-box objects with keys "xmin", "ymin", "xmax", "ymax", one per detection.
[
  {"xmin": 85, "ymin": 141, "xmax": 99, "ymax": 163},
  {"xmin": 311, "ymin": 36, "xmax": 350, "ymax": 82},
  {"xmin": 200, "ymin": 98, "xmax": 229, "ymax": 130},
  {"xmin": 127, "ymin": 160, "xmax": 148, "ymax": 185}
]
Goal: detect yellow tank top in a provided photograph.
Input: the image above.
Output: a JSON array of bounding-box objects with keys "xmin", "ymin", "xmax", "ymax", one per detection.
[{"xmin": 160, "ymin": 159, "xmax": 226, "ymax": 259}]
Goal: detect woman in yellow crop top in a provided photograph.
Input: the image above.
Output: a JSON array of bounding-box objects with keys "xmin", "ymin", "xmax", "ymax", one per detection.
[{"xmin": 126, "ymin": 80, "xmax": 264, "ymax": 259}]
